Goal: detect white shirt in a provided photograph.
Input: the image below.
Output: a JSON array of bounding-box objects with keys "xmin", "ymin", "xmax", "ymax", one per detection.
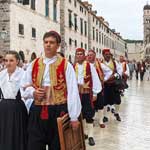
[
  {"xmin": 77, "ymin": 62, "xmax": 102, "ymax": 95},
  {"xmin": 119, "ymin": 62, "xmax": 130, "ymax": 77},
  {"xmin": 101, "ymin": 60, "xmax": 123, "ymax": 81},
  {"xmin": 22, "ymin": 56, "xmax": 81, "ymax": 121},
  {"xmin": 0, "ymin": 67, "xmax": 24, "ymax": 99}
]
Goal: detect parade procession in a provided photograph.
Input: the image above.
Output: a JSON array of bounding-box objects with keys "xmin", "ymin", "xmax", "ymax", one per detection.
[{"xmin": 0, "ymin": 0, "xmax": 150, "ymax": 150}]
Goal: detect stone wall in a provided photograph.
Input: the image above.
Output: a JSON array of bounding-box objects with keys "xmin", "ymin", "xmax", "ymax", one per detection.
[{"xmin": 0, "ymin": 0, "xmax": 10, "ymax": 54}]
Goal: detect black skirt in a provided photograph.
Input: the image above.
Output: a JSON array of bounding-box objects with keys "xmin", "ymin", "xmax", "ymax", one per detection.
[
  {"xmin": 94, "ymin": 92, "xmax": 104, "ymax": 111},
  {"xmin": 80, "ymin": 93, "xmax": 95, "ymax": 123},
  {"xmin": 0, "ymin": 97, "xmax": 28, "ymax": 150},
  {"xmin": 104, "ymin": 83, "xmax": 121, "ymax": 106}
]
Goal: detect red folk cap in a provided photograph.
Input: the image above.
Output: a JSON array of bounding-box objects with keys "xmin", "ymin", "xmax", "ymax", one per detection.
[
  {"xmin": 76, "ymin": 48, "xmax": 85, "ymax": 53},
  {"xmin": 102, "ymin": 48, "xmax": 111, "ymax": 55}
]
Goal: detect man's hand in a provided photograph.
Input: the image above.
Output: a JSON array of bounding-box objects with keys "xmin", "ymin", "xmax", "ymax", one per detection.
[
  {"xmin": 33, "ymin": 88, "xmax": 45, "ymax": 100},
  {"xmin": 93, "ymin": 95, "xmax": 97, "ymax": 102},
  {"xmin": 70, "ymin": 121, "xmax": 80, "ymax": 130}
]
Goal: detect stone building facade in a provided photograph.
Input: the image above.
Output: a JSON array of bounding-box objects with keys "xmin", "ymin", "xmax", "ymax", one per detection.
[
  {"xmin": 0, "ymin": 0, "xmax": 126, "ymax": 61},
  {"xmin": 143, "ymin": 3, "xmax": 150, "ymax": 60}
]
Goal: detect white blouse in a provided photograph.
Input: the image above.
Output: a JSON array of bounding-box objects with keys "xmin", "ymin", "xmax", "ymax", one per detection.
[
  {"xmin": 22, "ymin": 56, "xmax": 81, "ymax": 121},
  {"xmin": 101, "ymin": 60, "xmax": 123, "ymax": 81},
  {"xmin": 0, "ymin": 67, "xmax": 24, "ymax": 99},
  {"xmin": 77, "ymin": 63, "xmax": 102, "ymax": 95}
]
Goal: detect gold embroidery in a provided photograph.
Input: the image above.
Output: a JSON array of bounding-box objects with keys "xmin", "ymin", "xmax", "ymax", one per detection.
[{"xmin": 33, "ymin": 55, "xmax": 68, "ymax": 105}]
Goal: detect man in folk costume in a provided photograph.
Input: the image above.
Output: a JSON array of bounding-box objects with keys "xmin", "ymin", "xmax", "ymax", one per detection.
[
  {"xmin": 23, "ymin": 31, "xmax": 81, "ymax": 150},
  {"xmin": 119, "ymin": 56, "xmax": 129, "ymax": 96},
  {"xmin": 87, "ymin": 50, "xmax": 105, "ymax": 128},
  {"xmin": 74, "ymin": 48, "xmax": 102, "ymax": 146},
  {"xmin": 119, "ymin": 55, "xmax": 129, "ymax": 82},
  {"xmin": 101, "ymin": 49, "xmax": 123, "ymax": 122}
]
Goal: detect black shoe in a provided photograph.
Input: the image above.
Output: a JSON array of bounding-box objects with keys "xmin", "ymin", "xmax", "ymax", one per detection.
[
  {"xmin": 114, "ymin": 113, "xmax": 121, "ymax": 121},
  {"xmin": 103, "ymin": 116, "xmax": 108, "ymax": 123},
  {"xmin": 111, "ymin": 108, "xmax": 115, "ymax": 114},
  {"xmin": 84, "ymin": 134, "xmax": 88, "ymax": 140},
  {"xmin": 88, "ymin": 137, "xmax": 95, "ymax": 146}
]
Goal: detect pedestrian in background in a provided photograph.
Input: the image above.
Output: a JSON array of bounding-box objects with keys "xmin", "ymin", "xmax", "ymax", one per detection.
[{"xmin": 128, "ymin": 60, "xmax": 135, "ymax": 80}]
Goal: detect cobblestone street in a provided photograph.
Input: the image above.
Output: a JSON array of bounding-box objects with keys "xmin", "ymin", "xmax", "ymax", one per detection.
[{"xmin": 86, "ymin": 79, "xmax": 150, "ymax": 150}]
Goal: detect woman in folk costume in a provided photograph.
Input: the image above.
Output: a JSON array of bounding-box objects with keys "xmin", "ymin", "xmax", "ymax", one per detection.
[
  {"xmin": 23, "ymin": 31, "xmax": 81, "ymax": 150},
  {"xmin": 74, "ymin": 48, "xmax": 102, "ymax": 146},
  {"xmin": 0, "ymin": 51, "xmax": 28, "ymax": 150},
  {"xmin": 101, "ymin": 49, "xmax": 123, "ymax": 122},
  {"xmin": 87, "ymin": 50, "xmax": 105, "ymax": 128}
]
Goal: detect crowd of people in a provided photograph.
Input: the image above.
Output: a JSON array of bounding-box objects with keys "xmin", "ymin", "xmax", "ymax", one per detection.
[
  {"xmin": 0, "ymin": 30, "xmax": 148, "ymax": 150},
  {"xmin": 127, "ymin": 59, "xmax": 150, "ymax": 81}
]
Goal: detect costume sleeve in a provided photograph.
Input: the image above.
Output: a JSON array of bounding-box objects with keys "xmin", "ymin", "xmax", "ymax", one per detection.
[
  {"xmin": 116, "ymin": 61, "xmax": 123, "ymax": 76},
  {"xmin": 125, "ymin": 64, "xmax": 130, "ymax": 76},
  {"xmin": 90, "ymin": 64, "xmax": 102, "ymax": 95},
  {"xmin": 66, "ymin": 62, "xmax": 82, "ymax": 121},
  {"xmin": 21, "ymin": 63, "xmax": 35, "ymax": 99}
]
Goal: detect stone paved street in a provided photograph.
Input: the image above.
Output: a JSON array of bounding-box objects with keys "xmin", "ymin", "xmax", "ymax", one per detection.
[{"xmin": 86, "ymin": 79, "xmax": 150, "ymax": 150}]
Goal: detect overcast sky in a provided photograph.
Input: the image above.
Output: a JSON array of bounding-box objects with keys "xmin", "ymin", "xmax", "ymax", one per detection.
[{"xmin": 88, "ymin": 0, "xmax": 149, "ymax": 40}]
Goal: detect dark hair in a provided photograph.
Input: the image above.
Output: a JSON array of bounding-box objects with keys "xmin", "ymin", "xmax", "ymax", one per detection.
[
  {"xmin": 19, "ymin": 50, "xmax": 25, "ymax": 63},
  {"xmin": 30, "ymin": 52, "xmax": 37, "ymax": 62},
  {"xmin": 5, "ymin": 51, "xmax": 20, "ymax": 61},
  {"xmin": 57, "ymin": 52, "xmax": 64, "ymax": 57},
  {"xmin": 43, "ymin": 31, "xmax": 61, "ymax": 44}
]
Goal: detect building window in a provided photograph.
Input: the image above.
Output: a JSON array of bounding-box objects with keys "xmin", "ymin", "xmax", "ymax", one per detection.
[
  {"xmin": 93, "ymin": 27, "xmax": 95, "ymax": 40},
  {"xmin": 19, "ymin": 24, "xmax": 24, "ymax": 35},
  {"xmin": 45, "ymin": 0, "xmax": 49, "ymax": 17},
  {"xmin": 75, "ymin": 40, "xmax": 77, "ymax": 47},
  {"xmin": 31, "ymin": 0, "xmax": 36, "ymax": 10},
  {"xmin": 74, "ymin": 0, "xmax": 77, "ymax": 7},
  {"xmin": 80, "ymin": 6, "xmax": 83, "ymax": 13},
  {"xmin": 80, "ymin": 18, "xmax": 83, "ymax": 35},
  {"xmin": 102, "ymin": 33, "xmax": 104, "ymax": 45},
  {"xmin": 85, "ymin": 43, "xmax": 87, "ymax": 49},
  {"xmin": 99, "ymin": 22, "xmax": 101, "ymax": 28},
  {"xmin": 32, "ymin": 28, "xmax": 36, "ymax": 38},
  {"xmin": 18, "ymin": 0, "xmax": 23, "ymax": 3},
  {"xmin": 99, "ymin": 32, "xmax": 101, "ymax": 44},
  {"xmin": 68, "ymin": 10, "xmax": 73, "ymax": 28},
  {"xmin": 84, "ymin": 21, "xmax": 87, "ymax": 36},
  {"xmin": 74, "ymin": 14, "xmax": 78, "ymax": 31},
  {"xmin": 69, "ymin": 38, "xmax": 72, "ymax": 46},
  {"xmin": 96, "ymin": 29, "xmax": 98, "ymax": 42},
  {"xmin": 81, "ymin": 42, "xmax": 83, "ymax": 48},
  {"xmin": 96, "ymin": 48, "xmax": 98, "ymax": 53},
  {"xmin": 53, "ymin": 0, "xmax": 57, "ymax": 21},
  {"xmin": 96, "ymin": 20, "xmax": 98, "ymax": 25},
  {"xmin": 99, "ymin": 49, "xmax": 101, "ymax": 54}
]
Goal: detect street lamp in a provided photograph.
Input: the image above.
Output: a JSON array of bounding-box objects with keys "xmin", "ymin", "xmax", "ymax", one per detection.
[{"xmin": 0, "ymin": 28, "xmax": 7, "ymax": 40}]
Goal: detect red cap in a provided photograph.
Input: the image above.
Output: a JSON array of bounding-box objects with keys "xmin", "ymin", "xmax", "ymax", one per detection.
[
  {"xmin": 102, "ymin": 48, "xmax": 111, "ymax": 55},
  {"xmin": 76, "ymin": 48, "xmax": 85, "ymax": 53}
]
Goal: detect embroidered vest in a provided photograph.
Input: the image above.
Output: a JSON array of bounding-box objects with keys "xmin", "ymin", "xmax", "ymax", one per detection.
[
  {"xmin": 122, "ymin": 62, "xmax": 127, "ymax": 73},
  {"xmin": 74, "ymin": 61, "xmax": 92, "ymax": 93},
  {"xmin": 32, "ymin": 56, "xmax": 67, "ymax": 105},
  {"xmin": 102, "ymin": 59, "xmax": 117, "ymax": 84},
  {"xmin": 95, "ymin": 59, "xmax": 104, "ymax": 82}
]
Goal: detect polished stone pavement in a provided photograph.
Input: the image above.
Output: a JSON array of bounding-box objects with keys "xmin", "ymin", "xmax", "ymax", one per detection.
[{"xmin": 86, "ymin": 79, "xmax": 150, "ymax": 150}]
